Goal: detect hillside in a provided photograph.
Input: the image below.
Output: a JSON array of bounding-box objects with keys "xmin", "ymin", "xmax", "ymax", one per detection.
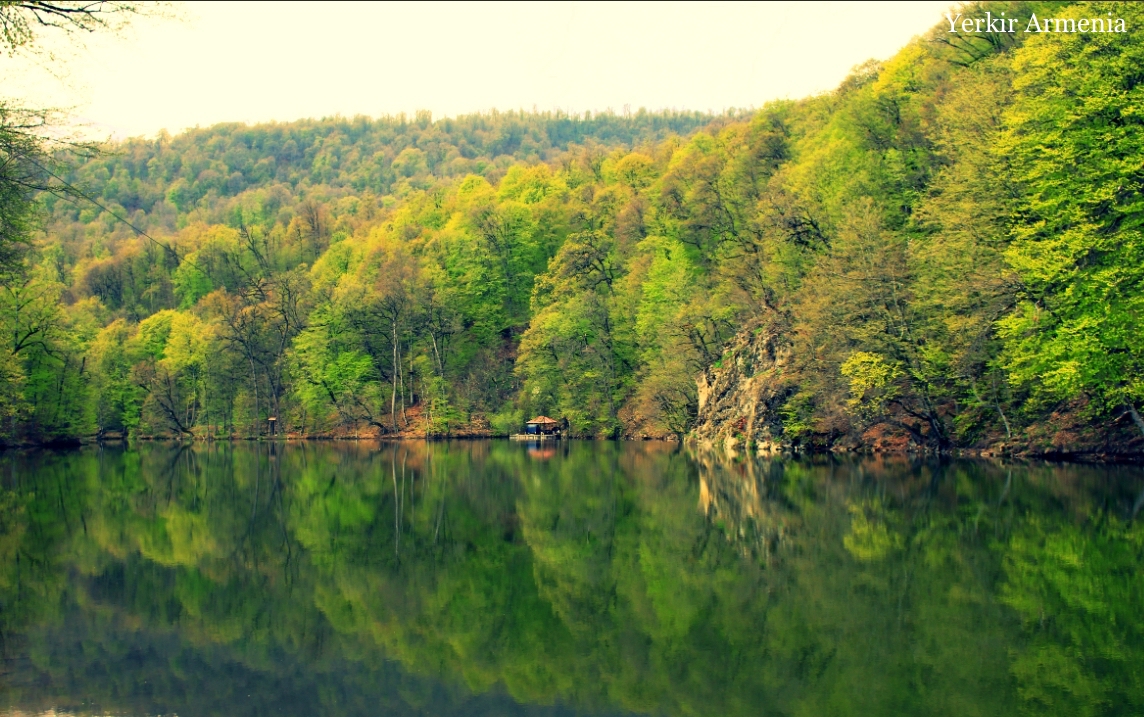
[{"xmin": 3, "ymin": 0, "xmax": 1143, "ymax": 458}]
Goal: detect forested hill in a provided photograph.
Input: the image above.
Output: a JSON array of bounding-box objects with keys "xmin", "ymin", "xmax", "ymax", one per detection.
[
  {"xmin": 5, "ymin": 0, "xmax": 1144, "ymax": 456},
  {"xmin": 46, "ymin": 109, "xmax": 719, "ymax": 236}
]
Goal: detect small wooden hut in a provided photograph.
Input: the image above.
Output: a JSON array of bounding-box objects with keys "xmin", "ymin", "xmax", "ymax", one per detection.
[{"xmin": 524, "ymin": 416, "xmax": 561, "ymax": 436}]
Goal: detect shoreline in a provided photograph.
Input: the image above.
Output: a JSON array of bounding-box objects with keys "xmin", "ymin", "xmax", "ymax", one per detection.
[{"xmin": 4, "ymin": 434, "xmax": 1141, "ymax": 465}]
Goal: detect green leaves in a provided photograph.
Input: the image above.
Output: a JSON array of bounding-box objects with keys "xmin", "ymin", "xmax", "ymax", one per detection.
[
  {"xmin": 6, "ymin": 1, "xmax": 1144, "ymax": 450},
  {"xmin": 999, "ymin": 2, "xmax": 1144, "ymax": 420},
  {"xmin": 841, "ymin": 352, "xmax": 903, "ymax": 418}
]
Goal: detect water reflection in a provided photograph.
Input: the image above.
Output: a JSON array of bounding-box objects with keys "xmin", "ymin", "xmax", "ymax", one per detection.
[{"xmin": 0, "ymin": 442, "xmax": 1141, "ymax": 716}]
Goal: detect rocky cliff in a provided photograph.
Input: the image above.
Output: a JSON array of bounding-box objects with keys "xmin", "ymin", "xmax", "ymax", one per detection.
[
  {"xmin": 688, "ymin": 319, "xmax": 1144, "ymax": 460},
  {"xmin": 691, "ymin": 319, "xmax": 795, "ymax": 455}
]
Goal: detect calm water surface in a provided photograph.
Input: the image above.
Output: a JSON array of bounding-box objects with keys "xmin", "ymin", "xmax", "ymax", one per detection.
[{"xmin": 0, "ymin": 441, "xmax": 1142, "ymax": 716}]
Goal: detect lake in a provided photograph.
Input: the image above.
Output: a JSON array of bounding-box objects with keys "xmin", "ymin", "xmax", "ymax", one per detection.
[{"xmin": 0, "ymin": 441, "xmax": 1141, "ymax": 716}]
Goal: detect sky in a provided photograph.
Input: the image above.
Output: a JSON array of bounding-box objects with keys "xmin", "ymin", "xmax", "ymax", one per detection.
[{"xmin": 3, "ymin": 1, "xmax": 955, "ymax": 139}]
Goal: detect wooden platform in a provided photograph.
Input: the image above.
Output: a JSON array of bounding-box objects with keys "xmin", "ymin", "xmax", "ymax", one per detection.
[{"xmin": 509, "ymin": 433, "xmax": 561, "ymax": 441}]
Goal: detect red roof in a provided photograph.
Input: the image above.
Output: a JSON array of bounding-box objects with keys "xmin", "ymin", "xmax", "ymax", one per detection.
[{"xmin": 526, "ymin": 415, "xmax": 560, "ymax": 425}]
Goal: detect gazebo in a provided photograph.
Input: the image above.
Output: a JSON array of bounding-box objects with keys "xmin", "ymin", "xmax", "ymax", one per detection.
[{"xmin": 525, "ymin": 416, "xmax": 561, "ymax": 436}]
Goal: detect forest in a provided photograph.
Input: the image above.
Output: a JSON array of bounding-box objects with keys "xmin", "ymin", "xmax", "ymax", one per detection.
[{"xmin": 2, "ymin": 0, "xmax": 1142, "ymax": 454}]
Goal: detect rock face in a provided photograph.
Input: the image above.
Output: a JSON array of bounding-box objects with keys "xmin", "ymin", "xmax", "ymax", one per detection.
[
  {"xmin": 689, "ymin": 320, "xmax": 1144, "ymax": 460},
  {"xmin": 691, "ymin": 319, "xmax": 794, "ymax": 455}
]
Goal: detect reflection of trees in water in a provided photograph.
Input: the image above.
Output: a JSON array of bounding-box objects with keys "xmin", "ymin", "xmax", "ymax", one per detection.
[
  {"xmin": 687, "ymin": 449, "xmax": 1144, "ymax": 717},
  {"xmin": 691, "ymin": 448, "xmax": 1144, "ymax": 563},
  {"xmin": 0, "ymin": 442, "xmax": 612, "ymax": 716},
  {"xmin": 0, "ymin": 444, "xmax": 1143, "ymax": 717}
]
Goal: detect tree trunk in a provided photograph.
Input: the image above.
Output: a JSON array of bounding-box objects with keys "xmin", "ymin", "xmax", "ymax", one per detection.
[
  {"xmin": 430, "ymin": 332, "xmax": 444, "ymax": 376},
  {"xmin": 391, "ymin": 320, "xmax": 399, "ymax": 431},
  {"xmin": 1127, "ymin": 402, "xmax": 1144, "ymax": 439},
  {"xmin": 407, "ymin": 344, "xmax": 414, "ymax": 406},
  {"xmin": 249, "ymin": 357, "xmax": 260, "ymax": 438},
  {"xmin": 399, "ymin": 340, "xmax": 407, "ymax": 425},
  {"xmin": 995, "ymin": 400, "xmax": 1012, "ymax": 440}
]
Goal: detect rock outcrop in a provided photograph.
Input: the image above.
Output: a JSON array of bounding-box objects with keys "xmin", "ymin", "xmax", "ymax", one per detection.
[
  {"xmin": 691, "ymin": 319, "xmax": 795, "ymax": 455},
  {"xmin": 689, "ymin": 319, "xmax": 1144, "ymax": 460}
]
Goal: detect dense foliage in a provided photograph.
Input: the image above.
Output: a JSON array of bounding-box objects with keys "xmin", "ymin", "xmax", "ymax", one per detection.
[{"xmin": 2, "ymin": 0, "xmax": 1142, "ymax": 449}]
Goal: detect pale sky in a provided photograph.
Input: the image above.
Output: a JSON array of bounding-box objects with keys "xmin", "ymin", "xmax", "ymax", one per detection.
[{"xmin": 4, "ymin": 1, "xmax": 955, "ymax": 139}]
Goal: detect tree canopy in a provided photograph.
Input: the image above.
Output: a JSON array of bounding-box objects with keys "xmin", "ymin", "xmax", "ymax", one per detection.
[{"xmin": 0, "ymin": 1, "xmax": 1140, "ymax": 456}]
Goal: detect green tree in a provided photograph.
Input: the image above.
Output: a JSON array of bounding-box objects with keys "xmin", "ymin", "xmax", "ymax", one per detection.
[{"xmin": 998, "ymin": 2, "xmax": 1144, "ymax": 437}]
